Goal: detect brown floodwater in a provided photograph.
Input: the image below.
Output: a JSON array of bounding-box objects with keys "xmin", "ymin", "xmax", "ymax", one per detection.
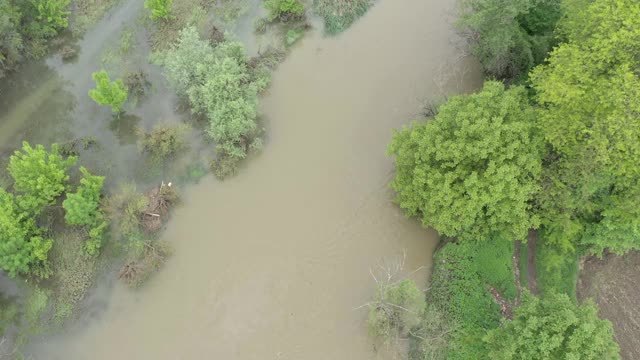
[{"xmin": 27, "ymin": 0, "xmax": 480, "ymax": 358}]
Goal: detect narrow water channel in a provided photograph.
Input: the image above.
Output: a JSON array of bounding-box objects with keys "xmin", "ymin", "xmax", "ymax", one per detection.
[{"xmin": 27, "ymin": 0, "xmax": 480, "ymax": 358}]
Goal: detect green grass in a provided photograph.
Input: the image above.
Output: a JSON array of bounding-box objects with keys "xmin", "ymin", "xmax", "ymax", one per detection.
[
  {"xmin": 313, "ymin": 0, "xmax": 373, "ymax": 35},
  {"xmin": 519, "ymin": 241, "xmax": 529, "ymax": 290},
  {"xmin": 536, "ymin": 235, "xmax": 579, "ymax": 300},
  {"xmin": 424, "ymin": 240, "xmax": 516, "ymax": 359}
]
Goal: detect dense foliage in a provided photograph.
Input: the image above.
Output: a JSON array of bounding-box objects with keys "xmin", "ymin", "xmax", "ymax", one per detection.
[
  {"xmin": 485, "ymin": 292, "xmax": 619, "ymax": 359},
  {"xmin": 0, "ymin": 188, "xmax": 34, "ymax": 277},
  {"xmin": 63, "ymin": 167, "xmax": 104, "ymax": 226},
  {"xmin": 144, "ymin": 0, "xmax": 173, "ymax": 20},
  {"xmin": 160, "ymin": 26, "xmax": 268, "ymax": 178},
  {"xmin": 138, "ymin": 122, "xmax": 191, "ymax": 162},
  {"xmin": 9, "ymin": 142, "xmax": 77, "ymax": 216},
  {"xmin": 264, "ymin": 0, "xmax": 305, "ymax": 21},
  {"xmin": 0, "ymin": 0, "xmax": 71, "ymax": 78},
  {"xmin": 458, "ymin": 0, "xmax": 562, "ymax": 81},
  {"xmin": 89, "ymin": 70, "xmax": 129, "ymax": 114},
  {"xmin": 389, "ymin": 81, "xmax": 541, "ymax": 242},
  {"xmin": 531, "ymin": 0, "xmax": 640, "ymax": 254}
]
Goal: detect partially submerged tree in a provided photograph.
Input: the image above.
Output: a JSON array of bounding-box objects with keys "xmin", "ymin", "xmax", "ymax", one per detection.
[
  {"xmin": 388, "ymin": 81, "xmax": 542, "ymax": 242},
  {"xmin": 8, "ymin": 142, "xmax": 77, "ymax": 216},
  {"xmin": 89, "ymin": 70, "xmax": 128, "ymax": 114},
  {"xmin": 159, "ymin": 27, "xmax": 267, "ymax": 178},
  {"xmin": 484, "ymin": 292, "xmax": 620, "ymax": 359},
  {"xmin": 137, "ymin": 122, "xmax": 191, "ymax": 162}
]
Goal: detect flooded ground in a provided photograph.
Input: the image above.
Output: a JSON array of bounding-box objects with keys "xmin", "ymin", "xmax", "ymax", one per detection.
[{"xmin": 11, "ymin": 0, "xmax": 481, "ymax": 358}]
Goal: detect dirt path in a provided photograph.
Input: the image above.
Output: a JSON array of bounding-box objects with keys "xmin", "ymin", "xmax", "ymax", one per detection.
[
  {"xmin": 527, "ymin": 230, "xmax": 539, "ymax": 295},
  {"xmin": 513, "ymin": 240, "xmax": 523, "ymax": 305}
]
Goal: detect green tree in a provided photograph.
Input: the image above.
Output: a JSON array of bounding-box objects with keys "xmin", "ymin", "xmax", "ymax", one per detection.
[
  {"xmin": 458, "ymin": 0, "xmax": 561, "ymax": 81},
  {"xmin": 530, "ymin": 0, "xmax": 640, "ymax": 254},
  {"xmin": 0, "ymin": 188, "xmax": 31, "ymax": 277},
  {"xmin": 63, "ymin": 167, "xmax": 104, "ymax": 226},
  {"xmin": 8, "ymin": 142, "xmax": 77, "ymax": 215},
  {"xmin": 89, "ymin": 70, "xmax": 128, "ymax": 114},
  {"xmin": 484, "ymin": 292, "xmax": 620, "ymax": 359},
  {"xmin": 160, "ymin": 27, "xmax": 267, "ymax": 178},
  {"xmin": 144, "ymin": 0, "xmax": 173, "ymax": 20},
  {"xmin": 264, "ymin": 0, "xmax": 304, "ymax": 21},
  {"xmin": 388, "ymin": 81, "xmax": 542, "ymax": 242}
]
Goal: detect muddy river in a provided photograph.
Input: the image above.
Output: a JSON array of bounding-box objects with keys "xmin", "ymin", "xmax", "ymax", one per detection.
[{"xmin": 17, "ymin": 0, "xmax": 480, "ymax": 358}]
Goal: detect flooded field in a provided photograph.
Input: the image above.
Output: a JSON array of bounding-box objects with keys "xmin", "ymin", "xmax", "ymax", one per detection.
[{"xmin": 0, "ymin": 0, "xmax": 480, "ymax": 358}]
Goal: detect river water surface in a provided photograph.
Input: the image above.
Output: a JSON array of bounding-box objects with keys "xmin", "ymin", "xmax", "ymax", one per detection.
[{"xmin": 27, "ymin": 0, "xmax": 480, "ymax": 358}]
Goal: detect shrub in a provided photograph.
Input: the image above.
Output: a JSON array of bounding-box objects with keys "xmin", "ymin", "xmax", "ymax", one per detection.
[
  {"xmin": 0, "ymin": 188, "xmax": 33, "ymax": 277},
  {"xmin": 31, "ymin": 0, "xmax": 71, "ymax": 30},
  {"xmin": 137, "ymin": 122, "xmax": 191, "ymax": 162},
  {"xmin": 144, "ymin": 0, "xmax": 173, "ymax": 20},
  {"xmin": 264, "ymin": 0, "xmax": 304, "ymax": 21},
  {"xmin": 104, "ymin": 183, "xmax": 148, "ymax": 240},
  {"xmin": 484, "ymin": 292, "xmax": 619, "ymax": 359},
  {"xmin": 160, "ymin": 27, "xmax": 268, "ymax": 178},
  {"xmin": 63, "ymin": 167, "xmax": 104, "ymax": 226},
  {"xmin": 88, "ymin": 70, "xmax": 128, "ymax": 114},
  {"xmin": 9, "ymin": 142, "xmax": 77, "ymax": 216}
]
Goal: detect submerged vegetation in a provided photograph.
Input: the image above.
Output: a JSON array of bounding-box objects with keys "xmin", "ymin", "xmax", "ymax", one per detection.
[
  {"xmin": 313, "ymin": 0, "xmax": 373, "ymax": 35},
  {"xmin": 157, "ymin": 26, "xmax": 269, "ymax": 178}
]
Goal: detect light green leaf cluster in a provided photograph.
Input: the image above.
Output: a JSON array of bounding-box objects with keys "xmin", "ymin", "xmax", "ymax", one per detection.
[
  {"xmin": 144, "ymin": 0, "xmax": 173, "ymax": 20},
  {"xmin": 63, "ymin": 167, "xmax": 104, "ymax": 226},
  {"xmin": 530, "ymin": 0, "xmax": 640, "ymax": 254},
  {"xmin": 9, "ymin": 142, "xmax": 77, "ymax": 216},
  {"xmin": 31, "ymin": 0, "xmax": 70, "ymax": 30},
  {"xmin": 484, "ymin": 292, "xmax": 620, "ymax": 359},
  {"xmin": 0, "ymin": 188, "xmax": 32, "ymax": 276},
  {"xmin": 89, "ymin": 70, "xmax": 129, "ymax": 114},
  {"xmin": 63, "ymin": 167, "xmax": 107, "ymax": 256},
  {"xmin": 389, "ymin": 81, "xmax": 542, "ymax": 242},
  {"xmin": 367, "ymin": 279, "xmax": 425, "ymax": 344},
  {"xmin": 161, "ymin": 27, "xmax": 268, "ymax": 177}
]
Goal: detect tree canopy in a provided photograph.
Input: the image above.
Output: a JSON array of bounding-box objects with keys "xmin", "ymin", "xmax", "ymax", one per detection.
[
  {"xmin": 458, "ymin": 0, "xmax": 561, "ymax": 81},
  {"xmin": 89, "ymin": 70, "xmax": 129, "ymax": 114},
  {"xmin": 388, "ymin": 81, "xmax": 542, "ymax": 242},
  {"xmin": 530, "ymin": 0, "xmax": 640, "ymax": 254},
  {"xmin": 8, "ymin": 142, "xmax": 77, "ymax": 216},
  {"xmin": 484, "ymin": 292, "xmax": 620, "ymax": 359},
  {"xmin": 159, "ymin": 26, "xmax": 268, "ymax": 177}
]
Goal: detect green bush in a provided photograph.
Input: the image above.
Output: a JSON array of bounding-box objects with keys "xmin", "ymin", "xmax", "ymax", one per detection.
[
  {"xmin": 63, "ymin": 167, "xmax": 104, "ymax": 226},
  {"xmin": 160, "ymin": 27, "xmax": 268, "ymax": 178},
  {"xmin": 484, "ymin": 292, "xmax": 619, "ymax": 359},
  {"xmin": 0, "ymin": 188, "xmax": 33, "ymax": 277},
  {"xmin": 144, "ymin": 0, "xmax": 173, "ymax": 20},
  {"xmin": 0, "ymin": 0, "xmax": 24, "ymax": 79},
  {"xmin": 31, "ymin": 0, "xmax": 71, "ymax": 30},
  {"xmin": 137, "ymin": 122, "xmax": 191, "ymax": 162},
  {"xmin": 9, "ymin": 142, "xmax": 77, "ymax": 216},
  {"xmin": 264, "ymin": 0, "xmax": 304, "ymax": 21},
  {"xmin": 89, "ymin": 70, "xmax": 128, "ymax": 114}
]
